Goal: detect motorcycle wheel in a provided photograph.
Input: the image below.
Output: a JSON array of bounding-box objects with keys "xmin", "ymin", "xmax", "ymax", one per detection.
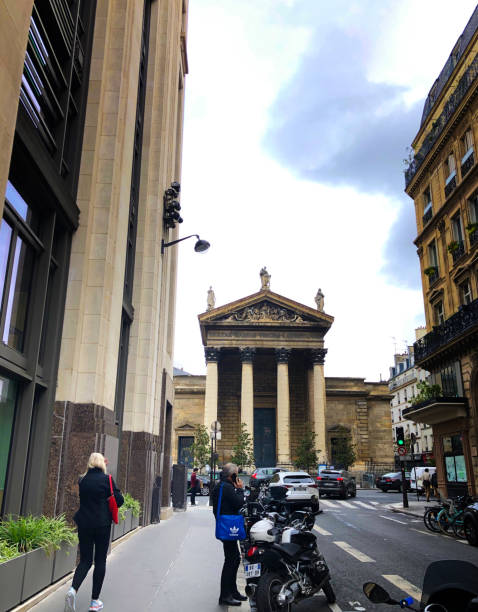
[
  {"xmin": 256, "ymin": 572, "xmax": 291, "ymax": 612},
  {"xmin": 322, "ymin": 580, "xmax": 336, "ymax": 604}
]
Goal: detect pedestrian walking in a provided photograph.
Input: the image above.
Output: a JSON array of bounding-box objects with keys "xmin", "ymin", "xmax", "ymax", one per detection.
[
  {"xmin": 212, "ymin": 463, "xmax": 247, "ymax": 607},
  {"xmin": 65, "ymin": 452, "xmax": 124, "ymax": 612},
  {"xmin": 422, "ymin": 467, "xmax": 431, "ymax": 502},
  {"xmin": 431, "ymin": 470, "xmax": 438, "ymax": 498},
  {"xmin": 190, "ymin": 467, "xmax": 200, "ymax": 505}
]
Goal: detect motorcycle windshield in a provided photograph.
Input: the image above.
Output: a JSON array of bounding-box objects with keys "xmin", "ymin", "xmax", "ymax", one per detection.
[{"xmin": 420, "ymin": 561, "xmax": 478, "ymax": 607}]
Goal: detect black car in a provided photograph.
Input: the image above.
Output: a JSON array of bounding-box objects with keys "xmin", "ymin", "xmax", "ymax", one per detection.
[
  {"xmin": 316, "ymin": 469, "xmax": 356, "ymax": 499},
  {"xmin": 376, "ymin": 471, "xmax": 410, "ymax": 492},
  {"xmin": 187, "ymin": 475, "xmax": 210, "ymax": 496},
  {"xmin": 464, "ymin": 501, "xmax": 478, "ymax": 546},
  {"xmin": 249, "ymin": 467, "xmax": 287, "ymax": 488}
]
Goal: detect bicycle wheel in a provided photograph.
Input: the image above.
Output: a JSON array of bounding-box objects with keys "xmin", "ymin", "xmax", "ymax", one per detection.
[
  {"xmin": 453, "ymin": 517, "xmax": 466, "ymax": 539},
  {"xmin": 424, "ymin": 508, "xmax": 441, "ymax": 533},
  {"xmin": 437, "ymin": 508, "xmax": 452, "ymax": 534}
]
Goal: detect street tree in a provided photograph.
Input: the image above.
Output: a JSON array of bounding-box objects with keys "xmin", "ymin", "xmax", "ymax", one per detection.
[
  {"xmin": 190, "ymin": 424, "xmax": 210, "ymax": 470},
  {"xmin": 293, "ymin": 431, "xmax": 320, "ymax": 473},
  {"xmin": 331, "ymin": 427, "xmax": 356, "ymax": 469},
  {"xmin": 231, "ymin": 422, "xmax": 255, "ymax": 471}
]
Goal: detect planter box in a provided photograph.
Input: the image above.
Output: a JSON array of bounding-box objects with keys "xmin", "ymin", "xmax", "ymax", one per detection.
[
  {"xmin": 123, "ymin": 510, "xmax": 133, "ymax": 534},
  {"xmin": 131, "ymin": 514, "xmax": 140, "ymax": 530},
  {"xmin": 52, "ymin": 542, "xmax": 78, "ymax": 583},
  {"xmin": 0, "ymin": 553, "xmax": 27, "ymax": 612},
  {"xmin": 22, "ymin": 548, "xmax": 54, "ymax": 602},
  {"xmin": 112, "ymin": 519, "xmax": 125, "ymax": 541}
]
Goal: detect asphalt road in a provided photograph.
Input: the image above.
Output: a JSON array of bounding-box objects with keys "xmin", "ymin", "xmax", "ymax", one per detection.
[{"xmin": 294, "ymin": 489, "xmax": 478, "ymax": 612}]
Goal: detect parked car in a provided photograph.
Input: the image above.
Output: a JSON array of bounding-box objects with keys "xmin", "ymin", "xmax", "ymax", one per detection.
[
  {"xmin": 376, "ymin": 471, "xmax": 410, "ymax": 492},
  {"xmin": 316, "ymin": 469, "xmax": 357, "ymax": 499},
  {"xmin": 463, "ymin": 500, "xmax": 478, "ymax": 546},
  {"xmin": 409, "ymin": 466, "xmax": 436, "ymax": 494},
  {"xmin": 249, "ymin": 467, "xmax": 287, "ymax": 488},
  {"xmin": 269, "ymin": 471, "xmax": 320, "ymax": 511},
  {"xmin": 187, "ymin": 474, "xmax": 210, "ymax": 496}
]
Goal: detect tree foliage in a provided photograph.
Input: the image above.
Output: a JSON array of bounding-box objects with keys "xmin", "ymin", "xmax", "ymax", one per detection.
[
  {"xmin": 331, "ymin": 426, "xmax": 356, "ymax": 470},
  {"xmin": 230, "ymin": 423, "xmax": 255, "ymax": 470},
  {"xmin": 293, "ymin": 431, "xmax": 319, "ymax": 473},
  {"xmin": 189, "ymin": 424, "xmax": 210, "ymax": 470}
]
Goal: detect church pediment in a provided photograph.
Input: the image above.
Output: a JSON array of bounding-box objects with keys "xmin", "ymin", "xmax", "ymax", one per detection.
[{"xmin": 218, "ymin": 300, "xmax": 308, "ymax": 323}]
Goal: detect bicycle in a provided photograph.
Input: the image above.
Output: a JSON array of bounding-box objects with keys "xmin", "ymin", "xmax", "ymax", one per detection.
[{"xmin": 436, "ymin": 495, "xmax": 473, "ymax": 538}]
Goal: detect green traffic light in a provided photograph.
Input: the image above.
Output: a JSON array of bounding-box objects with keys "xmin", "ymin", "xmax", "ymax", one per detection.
[{"xmin": 397, "ymin": 439, "xmax": 404, "ymax": 445}]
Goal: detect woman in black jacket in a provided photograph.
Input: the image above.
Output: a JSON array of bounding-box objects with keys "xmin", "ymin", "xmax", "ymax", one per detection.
[{"xmin": 65, "ymin": 452, "xmax": 124, "ymax": 612}]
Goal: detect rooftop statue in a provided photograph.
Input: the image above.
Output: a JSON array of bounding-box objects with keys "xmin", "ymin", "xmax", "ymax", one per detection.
[
  {"xmin": 315, "ymin": 288, "xmax": 324, "ymax": 312},
  {"xmin": 207, "ymin": 286, "xmax": 215, "ymax": 311},
  {"xmin": 260, "ymin": 267, "xmax": 271, "ymax": 290}
]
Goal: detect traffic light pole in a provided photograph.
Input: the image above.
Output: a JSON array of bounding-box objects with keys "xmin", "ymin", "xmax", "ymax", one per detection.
[{"xmin": 400, "ymin": 461, "xmax": 409, "ymax": 508}]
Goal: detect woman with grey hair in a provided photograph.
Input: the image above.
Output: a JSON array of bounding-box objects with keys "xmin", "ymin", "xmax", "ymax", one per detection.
[{"xmin": 212, "ymin": 463, "xmax": 246, "ymax": 606}]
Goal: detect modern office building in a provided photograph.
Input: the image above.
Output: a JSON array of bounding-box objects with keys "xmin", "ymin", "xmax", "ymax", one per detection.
[
  {"xmin": 0, "ymin": 0, "xmax": 188, "ymax": 523},
  {"xmin": 404, "ymin": 6, "xmax": 478, "ymax": 497}
]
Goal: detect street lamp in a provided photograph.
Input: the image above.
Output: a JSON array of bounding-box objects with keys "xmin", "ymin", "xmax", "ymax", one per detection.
[
  {"xmin": 161, "ymin": 234, "xmax": 211, "ymax": 255},
  {"xmin": 209, "ymin": 420, "xmax": 221, "ymax": 506}
]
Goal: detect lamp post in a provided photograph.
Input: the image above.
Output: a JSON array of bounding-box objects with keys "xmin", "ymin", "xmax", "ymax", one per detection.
[
  {"xmin": 209, "ymin": 420, "xmax": 221, "ymax": 506},
  {"xmin": 161, "ymin": 234, "xmax": 210, "ymax": 255}
]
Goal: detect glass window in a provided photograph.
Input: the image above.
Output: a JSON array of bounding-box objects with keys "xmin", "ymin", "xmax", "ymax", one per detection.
[
  {"xmin": 460, "ymin": 280, "xmax": 472, "ymax": 305},
  {"xmin": 445, "ymin": 152, "xmax": 456, "ymax": 182},
  {"xmin": 423, "ymin": 187, "xmax": 432, "ymax": 214},
  {"xmin": 0, "ymin": 376, "xmax": 18, "ymax": 513},
  {"xmin": 270, "ymin": 473, "xmax": 280, "ymax": 483},
  {"xmin": 434, "ymin": 301, "xmax": 444, "ymax": 326},
  {"xmin": 0, "ymin": 220, "xmax": 12, "ymax": 308},
  {"xmin": 428, "ymin": 240, "xmax": 438, "ymax": 268},
  {"xmin": 452, "ymin": 213, "xmax": 464, "ymax": 243},
  {"xmin": 443, "ymin": 434, "xmax": 467, "ymax": 483},
  {"xmin": 469, "ymin": 191, "xmax": 478, "ymax": 223}
]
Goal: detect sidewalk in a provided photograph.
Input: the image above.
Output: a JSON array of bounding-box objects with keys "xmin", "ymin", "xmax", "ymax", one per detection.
[
  {"xmin": 28, "ymin": 504, "xmax": 234, "ymax": 612},
  {"xmin": 387, "ymin": 498, "xmax": 430, "ymax": 518}
]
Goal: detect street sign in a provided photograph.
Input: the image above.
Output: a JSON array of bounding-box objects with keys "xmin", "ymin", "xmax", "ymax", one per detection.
[
  {"xmin": 398, "ymin": 446, "xmax": 407, "ymax": 456},
  {"xmin": 399, "ymin": 454, "xmax": 412, "ymax": 461},
  {"xmin": 211, "ymin": 420, "xmax": 221, "ymax": 431}
]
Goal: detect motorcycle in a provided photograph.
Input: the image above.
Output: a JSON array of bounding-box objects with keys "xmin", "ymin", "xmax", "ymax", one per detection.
[
  {"xmin": 245, "ymin": 506, "xmax": 335, "ymax": 611},
  {"xmin": 363, "ymin": 560, "xmax": 478, "ymax": 611}
]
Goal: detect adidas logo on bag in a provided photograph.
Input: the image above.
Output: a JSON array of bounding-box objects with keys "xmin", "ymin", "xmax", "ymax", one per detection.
[{"xmin": 229, "ymin": 526, "xmax": 239, "ymax": 535}]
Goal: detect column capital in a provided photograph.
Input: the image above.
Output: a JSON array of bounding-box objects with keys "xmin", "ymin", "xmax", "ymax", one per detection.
[
  {"xmin": 239, "ymin": 347, "xmax": 256, "ymax": 363},
  {"xmin": 310, "ymin": 348, "xmax": 327, "ymax": 365},
  {"xmin": 275, "ymin": 348, "xmax": 291, "ymax": 363},
  {"xmin": 204, "ymin": 347, "xmax": 220, "ymax": 363}
]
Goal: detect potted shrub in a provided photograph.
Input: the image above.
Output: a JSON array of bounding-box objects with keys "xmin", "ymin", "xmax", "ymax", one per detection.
[
  {"xmin": 447, "ymin": 240, "xmax": 459, "ymax": 253},
  {"xmin": 49, "ymin": 515, "xmax": 78, "ymax": 582},
  {"xmin": 0, "ymin": 539, "xmax": 25, "ymax": 611},
  {"xmin": 466, "ymin": 222, "xmax": 478, "ymax": 234},
  {"xmin": 123, "ymin": 494, "xmax": 141, "ymax": 531},
  {"xmin": 424, "ymin": 266, "xmax": 438, "ymax": 276},
  {"xmin": 112, "ymin": 505, "xmax": 126, "ymax": 541}
]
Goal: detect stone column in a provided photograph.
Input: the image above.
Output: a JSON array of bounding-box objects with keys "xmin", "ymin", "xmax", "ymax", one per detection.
[
  {"xmin": 239, "ymin": 347, "xmax": 256, "ymax": 448},
  {"xmin": 275, "ymin": 348, "xmax": 291, "ymax": 467},
  {"xmin": 310, "ymin": 348, "xmax": 328, "ymax": 464},
  {"xmin": 204, "ymin": 347, "xmax": 220, "ymax": 429}
]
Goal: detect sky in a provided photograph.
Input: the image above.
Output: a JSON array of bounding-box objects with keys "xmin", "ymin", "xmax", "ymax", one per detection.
[{"xmin": 173, "ymin": 0, "xmax": 478, "ymax": 381}]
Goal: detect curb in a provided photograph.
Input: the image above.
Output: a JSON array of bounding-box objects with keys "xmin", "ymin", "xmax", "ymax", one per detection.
[{"xmin": 387, "ymin": 505, "xmax": 424, "ymax": 519}]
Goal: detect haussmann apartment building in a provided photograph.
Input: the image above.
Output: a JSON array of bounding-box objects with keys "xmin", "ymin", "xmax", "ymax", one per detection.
[
  {"xmin": 0, "ymin": 0, "xmax": 189, "ymax": 524},
  {"xmin": 404, "ymin": 6, "xmax": 478, "ymax": 498}
]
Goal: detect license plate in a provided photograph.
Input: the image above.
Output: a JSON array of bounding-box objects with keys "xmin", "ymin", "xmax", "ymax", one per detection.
[
  {"xmin": 324, "ymin": 482, "xmax": 334, "ymax": 486},
  {"xmin": 244, "ymin": 563, "xmax": 261, "ymax": 578}
]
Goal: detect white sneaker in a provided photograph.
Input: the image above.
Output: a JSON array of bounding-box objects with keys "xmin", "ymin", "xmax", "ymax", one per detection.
[
  {"xmin": 89, "ymin": 600, "xmax": 104, "ymax": 611},
  {"xmin": 64, "ymin": 587, "xmax": 76, "ymax": 612}
]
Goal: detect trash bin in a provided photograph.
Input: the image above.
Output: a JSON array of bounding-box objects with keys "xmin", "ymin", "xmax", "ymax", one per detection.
[{"xmin": 172, "ymin": 464, "xmax": 187, "ymax": 510}]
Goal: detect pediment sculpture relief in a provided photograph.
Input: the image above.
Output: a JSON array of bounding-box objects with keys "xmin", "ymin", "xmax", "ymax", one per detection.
[{"xmin": 222, "ymin": 302, "xmax": 304, "ymax": 322}]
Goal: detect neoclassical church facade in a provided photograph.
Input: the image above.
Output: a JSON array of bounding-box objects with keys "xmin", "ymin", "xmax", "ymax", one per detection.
[{"xmin": 173, "ymin": 272, "xmax": 393, "ymax": 472}]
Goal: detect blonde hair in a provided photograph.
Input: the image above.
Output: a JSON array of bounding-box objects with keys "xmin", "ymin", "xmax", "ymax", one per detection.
[{"xmin": 82, "ymin": 452, "xmax": 107, "ymax": 477}]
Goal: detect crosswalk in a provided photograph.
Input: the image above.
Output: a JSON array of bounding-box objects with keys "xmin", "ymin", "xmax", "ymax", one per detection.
[{"xmin": 320, "ymin": 499, "xmax": 385, "ymax": 510}]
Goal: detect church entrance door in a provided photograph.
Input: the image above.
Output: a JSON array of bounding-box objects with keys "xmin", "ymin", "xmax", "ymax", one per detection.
[{"xmin": 254, "ymin": 408, "xmax": 276, "ymax": 467}]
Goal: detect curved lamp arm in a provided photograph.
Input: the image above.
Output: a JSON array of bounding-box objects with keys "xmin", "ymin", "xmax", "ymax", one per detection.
[{"xmin": 161, "ymin": 234, "xmax": 210, "ymax": 254}]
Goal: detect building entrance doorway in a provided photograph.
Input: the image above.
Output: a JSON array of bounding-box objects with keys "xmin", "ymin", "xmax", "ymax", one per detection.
[
  {"xmin": 178, "ymin": 436, "xmax": 194, "ymax": 468},
  {"xmin": 254, "ymin": 408, "xmax": 276, "ymax": 467}
]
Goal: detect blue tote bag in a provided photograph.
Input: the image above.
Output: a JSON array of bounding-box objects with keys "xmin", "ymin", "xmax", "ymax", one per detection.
[{"xmin": 215, "ymin": 483, "xmax": 246, "ymax": 541}]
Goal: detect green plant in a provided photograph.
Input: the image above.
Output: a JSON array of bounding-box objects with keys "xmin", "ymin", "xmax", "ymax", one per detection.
[
  {"xmin": 0, "ymin": 539, "xmax": 21, "ymax": 564},
  {"xmin": 447, "ymin": 241, "xmax": 459, "ymax": 253},
  {"xmin": 424, "ymin": 266, "xmax": 438, "ymax": 276},
  {"xmin": 293, "ymin": 432, "xmax": 320, "ymax": 473},
  {"xmin": 123, "ymin": 493, "xmax": 141, "ymax": 518},
  {"xmin": 466, "ymin": 222, "xmax": 478, "ymax": 234},
  {"xmin": 231, "ymin": 423, "xmax": 255, "ymax": 470},
  {"xmin": 118, "ymin": 505, "xmax": 127, "ymax": 521},
  {"xmin": 189, "ymin": 424, "xmax": 210, "ymax": 470},
  {"xmin": 410, "ymin": 381, "xmax": 443, "ymax": 406},
  {"xmin": 0, "ymin": 515, "xmax": 77, "ymax": 555}
]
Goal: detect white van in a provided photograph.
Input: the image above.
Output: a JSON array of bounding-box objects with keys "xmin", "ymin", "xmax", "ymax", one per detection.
[{"xmin": 409, "ymin": 466, "xmax": 436, "ymax": 493}]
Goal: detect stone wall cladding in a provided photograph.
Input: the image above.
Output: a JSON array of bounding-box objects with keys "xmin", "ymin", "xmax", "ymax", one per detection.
[
  {"xmin": 289, "ymin": 351, "xmax": 308, "ymax": 462},
  {"xmin": 218, "ymin": 351, "xmax": 241, "ymax": 463}
]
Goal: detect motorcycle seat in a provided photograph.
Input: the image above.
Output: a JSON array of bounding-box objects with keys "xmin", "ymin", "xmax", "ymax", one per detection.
[{"xmin": 273, "ymin": 543, "xmax": 303, "ymax": 560}]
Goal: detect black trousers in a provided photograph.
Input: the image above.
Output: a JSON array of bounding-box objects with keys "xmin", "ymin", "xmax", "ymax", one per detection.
[
  {"xmin": 72, "ymin": 525, "xmax": 111, "ymax": 599},
  {"xmin": 220, "ymin": 540, "xmax": 241, "ymax": 599},
  {"xmin": 191, "ymin": 485, "xmax": 198, "ymax": 505}
]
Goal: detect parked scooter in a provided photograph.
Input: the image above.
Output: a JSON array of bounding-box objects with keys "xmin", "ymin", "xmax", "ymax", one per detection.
[{"xmin": 363, "ymin": 560, "xmax": 478, "ymax": 611}]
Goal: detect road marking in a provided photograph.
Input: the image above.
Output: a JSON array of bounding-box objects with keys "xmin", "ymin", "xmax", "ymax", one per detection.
[
  {"xmin": 334, "ymin": 541, "xmax": 375, "ymax": 562},
  {"xmin": 353, "ymin": 501, "xmax": 377, "ymax": 510},
  {"xmin": 328, "ymin": 604, "xmax": 343, "ymax": 612},
  {"xmin": 320, "ymin": 499, "xmax": 339, "ymax": 508},
  {"xmin": 379, "ymin": 515, "xmax": 407, "ymax": 524},
  {"xmin": 370, "ymin": 501, "xmax": 380, "ymax": 505},
  {"xmin": 313, "ymin": 525, "xmax": 332, "ymax": 536},
  {"xmin": 382, "ymin": 575, "xmax": 422, "ymax": 602},
  {"xmin": 336, "ymin": 500, "xmax": 355, "ymax": 508},
  {"xmin": 410, "ymin": 527, "xmax": 436, "ymax": 537}
]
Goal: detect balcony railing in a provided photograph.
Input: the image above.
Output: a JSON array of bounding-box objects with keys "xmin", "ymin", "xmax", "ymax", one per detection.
[
  {"xmin": 461, "ymin": 149, "xmax": 474, "ymax": 177},
  {"xmin": 451, "ymin": 240, "xmax": 465, "ymax": 263},
  {"xmin": 425, "ymin": 267, "xmax": 439, "ymax": 285},
  {"xmin": 422, "ymin": 208, "xmax": 433, "ymax": 226},
  {"xmin": 444, "ymin": 174, "xmax": 457, "ymax": 198},
  {"xmin": 414, "ymin": 297, "xmax": 478, "ymax": 363},
  {"xmin": 470, "ymin": 229, "xmax": 478, "ymax": 246},
  {"xmin": 405, "ymin": 54, "xmax": 478, "ymax": 188}
]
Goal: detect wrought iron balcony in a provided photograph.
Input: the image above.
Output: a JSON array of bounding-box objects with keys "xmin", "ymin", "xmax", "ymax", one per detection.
[
  {"xmin": 413, "ymin": 297, "xmax": 478, "ymax": 364},
  {"xmin": 470, "ymin": 229, "xmax": 478, "ymax": 246},
  {"xmin": 403, "ymin": 396, "xmax": 467, "ymax": 426},
  {"xmin": 422, "ymin": 208, "xmax": 433, "ymax": 226},
  {"xmin": 451, "ymin": 240, "xmax": 465, "ymax": 263},
  {"xmin": 461, "ymin": 150, "xmax": 475, "ymax": 177},
  {"xmin": 444, "ymin": 174, "xmax": 457, "ymax": 198},
  {"xmin": 405, "ymin": 54, "xmax": 478, "ymax": 188}
]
